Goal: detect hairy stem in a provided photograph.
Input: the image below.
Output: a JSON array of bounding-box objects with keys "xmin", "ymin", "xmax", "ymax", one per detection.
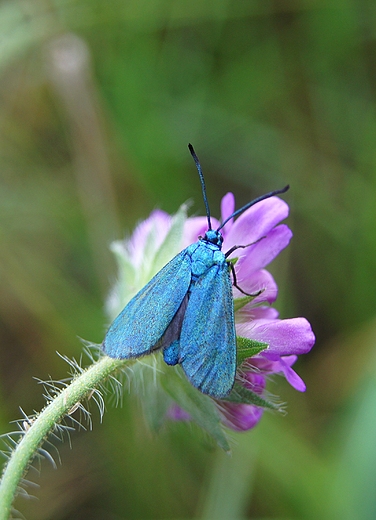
[{"xmin": 0, "ymin": 356, "xmax": 124, "ymax": 520}]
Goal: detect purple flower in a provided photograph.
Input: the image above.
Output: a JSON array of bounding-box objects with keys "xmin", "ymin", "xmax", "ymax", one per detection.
[{"xmin": 109, "ymin": 193, "xmax": 315, "ymax": 435}]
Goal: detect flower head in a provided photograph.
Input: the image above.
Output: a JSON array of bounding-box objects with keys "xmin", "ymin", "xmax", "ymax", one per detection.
[{"xmin": 107, "ymin": 193, "xmax": 315, "ymax": 441}]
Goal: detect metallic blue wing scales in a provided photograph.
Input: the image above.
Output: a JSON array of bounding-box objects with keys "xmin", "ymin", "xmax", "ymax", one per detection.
[
  {"xmin": 179, "ymin": 262, "xmax": 236, "ymax": 398},
  {"xmin": 103, "ymin": 250, "xmax": 191, "ymax": 358}
]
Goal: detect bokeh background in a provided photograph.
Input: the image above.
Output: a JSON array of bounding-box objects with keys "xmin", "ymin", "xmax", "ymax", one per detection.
[{"xmin": 1, "ymin": 1, "xmax": 376, "ymax": 518}]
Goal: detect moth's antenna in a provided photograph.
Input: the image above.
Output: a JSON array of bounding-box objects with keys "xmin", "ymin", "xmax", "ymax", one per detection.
[
  {"xmin": 218, "ymin": 185, "xmax": 289, "ymax": 231},
  {"xmin": 188, "ymin": 143, "xmax": 212, "ymax": 230}
]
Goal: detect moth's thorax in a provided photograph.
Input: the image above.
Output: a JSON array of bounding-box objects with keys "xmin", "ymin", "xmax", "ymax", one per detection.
[{"xmin": 187, "ymin": 238, "xmax": 226, "ymax": 278}]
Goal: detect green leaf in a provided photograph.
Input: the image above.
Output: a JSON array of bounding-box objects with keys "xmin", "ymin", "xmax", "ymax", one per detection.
[
  {"xmin": 162, "ymin": 366, "xmax": 230, "ymax": 452},
  {"xmin": 236, "ymin": 336, "xmax": 268, "ymax": 366},
  {"xmin": 225, "ymin": 382, "xmax": 280, "ymax": 411}
]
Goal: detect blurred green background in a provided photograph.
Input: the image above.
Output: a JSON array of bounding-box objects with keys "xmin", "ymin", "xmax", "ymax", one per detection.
[{"xmin": 1, "ymin": 0, "xmax": 376, "ymax": 518}]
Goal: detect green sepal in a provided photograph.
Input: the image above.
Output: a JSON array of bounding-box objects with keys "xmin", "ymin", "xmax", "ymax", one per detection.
[
  {"xmin": 140, "ymin": 380, "xmax": 172, "ymax": 434},
  {"xmin": 162, "ymin": 366, "xmax": 230, "ymax": 452},
  {"xmin": 225, "ymin": 382, "xmax": 280, "ymax": 411},
  {"xmin": 227, "ymin": 256, "xmax": 239, "ymax": 266},
  {"xmin": 128, "ymin": 358, "xmax": 170, "ymax": 433},
  {"xmin": 233, "ymin": 295, "xmax": 256, "ymax": 312},
  {"xmin": 236, "ymin": 336, "xmax": 268, "ymax": 366}
]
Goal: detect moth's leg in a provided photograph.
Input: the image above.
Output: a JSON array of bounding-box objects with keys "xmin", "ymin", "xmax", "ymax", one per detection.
[{"xmin": 229, "ymin": 262, "xmax": 262, "ymax": 298}]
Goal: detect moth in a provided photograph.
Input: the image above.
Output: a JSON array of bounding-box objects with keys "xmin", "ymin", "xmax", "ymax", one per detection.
[{"xmin": 103, "ymin": 145, "xmax": 288, "ymax": 398}]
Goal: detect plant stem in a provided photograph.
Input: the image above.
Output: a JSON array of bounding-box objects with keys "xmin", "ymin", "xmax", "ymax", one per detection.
[{"xmin": 0, "ymin": 356, "xmax": 124, "ymax": 520}]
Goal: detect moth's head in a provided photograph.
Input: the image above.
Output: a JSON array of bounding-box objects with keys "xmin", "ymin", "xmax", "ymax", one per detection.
[{"xmin": 203, "ymin": 229, "xmax": 223, "ymax": 247}]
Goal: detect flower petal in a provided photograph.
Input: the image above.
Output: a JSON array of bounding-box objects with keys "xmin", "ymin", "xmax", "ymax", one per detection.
[
  {"xmin": 244, "ymin": 355, "xmax": 307, "ymax": 392},
  {"xmin": 233, "ymin": 269, "xmax": 278, "ymax": 305},
  {"xmin": 238, "ymin": 318, "xmax": 315, "ymax": 356},
  {"xmin": 279, "ymin": 358, "xmax": 307, "ymax": 392},
  {"xmin": 220, "ymin": 192, "xmax": 235, "ymax": 233},
  {"xmin": 221, "ymin": 403, "xmax": 264, "ymax": 431},
  {"xmin": 127, "ymin": 210, "xmax": 172, "ymax": 266},
  {"xmin": 224, "ymin": 196, "xmax": 289, "ymax": 250},
  {"xmin": 182, "ymin": 216, "xmax": 221, "ymax": 247},
  {"xmin": 236, "ymin": 305, "xmax": 279, "ymax": 325},
  {"xmin": 242, "ymin": 306, "xmax": 279, "ymax": 321},
  {"xmin": 236, "ymin": 225, "xmax": 292, "ymax": 274}
]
